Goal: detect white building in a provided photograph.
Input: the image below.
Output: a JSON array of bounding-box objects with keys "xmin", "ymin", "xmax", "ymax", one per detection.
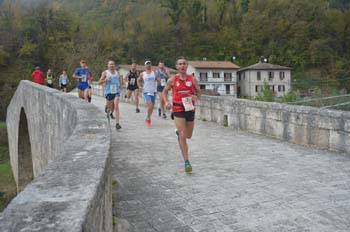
[
  {"xmin": 237, "ymin": 61, "xmax": 292, "ymax": 98},
  {"xmin": 187, "ymin": 61, "xmax": 240, "ymax": 96}
]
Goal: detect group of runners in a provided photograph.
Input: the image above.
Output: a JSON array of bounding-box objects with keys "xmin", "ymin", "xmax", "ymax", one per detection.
[
  {"xmin": 33, "ymin": 56, "xmax": 201, "ymax": 173},
  {"xmin": 31, "ymin": 66, "xmax": 72, "ymax": 93},
  {"xmin": 96, "ymin": 57, "xmax": 201, "ymax": 172}
]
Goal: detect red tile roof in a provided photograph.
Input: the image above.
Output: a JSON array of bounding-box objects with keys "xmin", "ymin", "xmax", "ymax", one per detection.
[{"xmin": 188, "ymin": 61, "xmax": 240, "ymax": 69}]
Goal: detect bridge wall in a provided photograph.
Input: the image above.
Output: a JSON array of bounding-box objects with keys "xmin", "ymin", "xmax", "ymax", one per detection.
[
  {"xmin": 196, "ymin": 96, "xmax": 350, "ymax": 154},
  {"xmin": 0, "ymin": 81, "xmax": 112, "ymax": 232}
]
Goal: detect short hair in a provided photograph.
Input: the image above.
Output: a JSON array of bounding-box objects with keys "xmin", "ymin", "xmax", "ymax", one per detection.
[
  {"xmin": 176, "ymin": 56, "xmax": 186, "ymax": 64},
  {"xmin": 159, "ymin": 60, "xmax": 164, "ymax": 64},
  {"xmin": 108, "ymin": 59, "xmax": 115, "ymax": 64}
]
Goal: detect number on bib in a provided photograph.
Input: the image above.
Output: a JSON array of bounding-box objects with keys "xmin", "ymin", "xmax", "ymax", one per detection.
[
  {"xmin": 81, "ymin": 75, "xmax": 87, "ymax": 82},
  {"xmin": 161, "ymin": 79, "xmax": 166, "ymax": 87},
  {"xmin": 130, "ymin": 78, "xmax": 136, "ymax": 85},
  {"xmin": 111, "ymin": 85, "xmax": 117, "ymax": 94},
  {"xmin": 182, "ymin": 97, "xmax": 195, "ymax": 112}
]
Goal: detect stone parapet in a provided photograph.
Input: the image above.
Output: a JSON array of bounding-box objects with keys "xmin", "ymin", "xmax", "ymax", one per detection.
[
  {"xmin": 0, "ymin": 81, "xmax": 112, "ymax": 232},
  {"xmin": 196, "ymin": 96, "xmax": 350, "ymax": 154}
]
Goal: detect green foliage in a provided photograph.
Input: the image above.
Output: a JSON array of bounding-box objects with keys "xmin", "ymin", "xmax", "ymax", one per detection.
[
  {"xmin": 0, "ymin": 143, "xmax": 16, "ymax": 212},
  {"xmin": 0, "ymin": 0, "xmax": 350, "ymax": 116},
  {"xmin": 282, "ymin": 90, "xmax": 300, "ymax": 103},
  {"xmin": 255, "ymin": 82, "xmax": 274, "ymax": 102}
]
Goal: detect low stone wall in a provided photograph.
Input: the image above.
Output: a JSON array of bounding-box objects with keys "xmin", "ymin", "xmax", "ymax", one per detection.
[
  {"xmin": 0, "ymin": 81, "xmax": 112, "ymax": 232},
  {"xmin": 196, "ymin": 96, "xmax": 350, "ymax": 154}
]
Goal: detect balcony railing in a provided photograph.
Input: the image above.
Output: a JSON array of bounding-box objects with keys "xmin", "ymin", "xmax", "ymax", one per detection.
[{"xmin": 200, "ymin": 77, "xmax": 208, "ymax": 82}]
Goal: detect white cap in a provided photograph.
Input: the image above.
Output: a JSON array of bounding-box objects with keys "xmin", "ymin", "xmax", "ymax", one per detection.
[{"xmin": 144, "ymin": 60, "xmax": 151, "ymax": 65}]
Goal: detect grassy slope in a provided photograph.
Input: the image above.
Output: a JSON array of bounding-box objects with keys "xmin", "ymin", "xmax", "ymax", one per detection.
[{"xmin": 0, "ymin": 125, "xmax": 16, "ymax": 212}]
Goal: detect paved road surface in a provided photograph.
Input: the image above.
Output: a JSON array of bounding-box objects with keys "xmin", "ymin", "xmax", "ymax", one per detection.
[{"xmin": 89, "ymin": 95, "xmax": 350, "ymax": 232}]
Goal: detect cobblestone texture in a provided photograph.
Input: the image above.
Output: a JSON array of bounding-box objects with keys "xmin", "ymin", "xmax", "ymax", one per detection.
[{"xmin": 91, "ymin": 95, "xmax": 350, "ymax": 232}]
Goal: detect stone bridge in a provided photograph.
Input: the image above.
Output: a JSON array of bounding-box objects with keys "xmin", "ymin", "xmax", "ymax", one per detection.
[{"xmin": 1, "ymin": 81, "xmax": 350, "ymax": 231}]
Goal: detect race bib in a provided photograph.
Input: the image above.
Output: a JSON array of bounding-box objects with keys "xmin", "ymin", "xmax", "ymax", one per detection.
[
  {"xmin": 81, "ymin": 75, "xmax": 87, "ymax": 82},
  {"xmin": 161, "ymin": 79, "xmax": 166, "ymax": 87},
  {"xmin": 182, "ymin": 97, "xmax": 194, "ymax": 112},
  {"xmin": 130, "ymin": 78, "xmax": 136, "ymax": 85},
  {"xmin": 111, "ymin": 85, "xmax": 117, "ymax": 94},
  {"xmin": 47, "ymin": 79, "xmax": 52, "ymax": 84},
  {"xmin": 147, "ymin": 92, "xmax": 154, "ymax": 96}
]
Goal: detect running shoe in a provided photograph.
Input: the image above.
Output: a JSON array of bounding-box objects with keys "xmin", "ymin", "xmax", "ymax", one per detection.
[
  {"xmin": 185, "ymin": 161, "xmax": 192, "ymax": 173},
  {"xmin": 136, "ymin": 108, "xmax": 140, "ymax": 113},
  {"xmin": 116, "ymin": 123, "xmax": 122, "ymax": 130},
  {"xmin": 145, "ymin": 119, "xmax": 151, "ymax": 127},
  {"xmin": 163, "ymin": 113, "xmax": 167, "ymax": 119},
  {"xmin": 110, "ymin": 113, "xmax": 115, "ymax": 119},
  {"xmin": 158, "ymin": 108, "xmax": 161, "ymax": 117}
]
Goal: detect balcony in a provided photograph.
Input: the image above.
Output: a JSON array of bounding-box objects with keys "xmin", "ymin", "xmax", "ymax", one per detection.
[{"xmin": 200, "ymin": 76, "xmax": 208, "ymax": 82}]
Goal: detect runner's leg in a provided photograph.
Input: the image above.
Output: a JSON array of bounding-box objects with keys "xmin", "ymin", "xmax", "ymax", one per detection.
[
  {"xmin": 174, "ymin": 117, "xmax": 189, "ymax": 161},
  {"xmin": 114, "ymin": 96, "xmax": 120, "ymax": 124},
  {"xmin": 135, "ymin": 89, "xmax": 139, "ymax": 109}
]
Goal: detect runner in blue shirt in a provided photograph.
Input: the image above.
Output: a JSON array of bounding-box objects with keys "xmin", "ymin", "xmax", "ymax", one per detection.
[{"xmin": 72, "ymin": 59, "xmax": 90, "ymax": 101}]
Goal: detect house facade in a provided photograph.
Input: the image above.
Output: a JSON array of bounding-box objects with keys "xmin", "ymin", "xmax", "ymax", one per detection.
[
  {"xmin": 237, "ymin": 62, "xmax": 292, "ymax": 98},
  {"xmin": 187, "ymin": 61, "xmax": 240, "ymax": 96}
]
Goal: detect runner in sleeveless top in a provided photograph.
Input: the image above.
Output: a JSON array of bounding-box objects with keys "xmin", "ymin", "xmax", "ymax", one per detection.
[
  {"xmin": 73, "ymin": 59, "xmax": 90, "ymax": 101},
  {"xmin": 98, "ymin": 60, "xmax": 122, "ymax": 130},
  {"xmin": 156, "ymin": 61, "xmax": 170, "ymax": 119},
  {"xmin": 138, "ymin": 60, "xmax": 159, "ymax": 127},
  {"xmin": 124, "ymin": 63, "xmax": 140, "ymax": 113},
  {"xmin": 46, "ymin": 69, "xmax": 54, "ymax": 88},
  {"xmin": 163, "ymin": 56, "xmax": 201, "ymax": 173},
  {"xmin": 59, "ymin": 70, "xmax": 68, "ymax": 92}
]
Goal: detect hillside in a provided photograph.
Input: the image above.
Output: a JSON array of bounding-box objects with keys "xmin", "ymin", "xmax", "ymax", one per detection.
[{"xmin": 0, "ymin": 0, "xmax": 350, "ymax": 119}]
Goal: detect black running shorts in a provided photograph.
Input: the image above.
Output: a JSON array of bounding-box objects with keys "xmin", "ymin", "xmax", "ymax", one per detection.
[
  {"xmin": 172, "ymin": 111, "xmax": 195, "ymax": 122},
  {"xmin": 106, "ymin": 93, "xmax": 120, "ymax": 101}
]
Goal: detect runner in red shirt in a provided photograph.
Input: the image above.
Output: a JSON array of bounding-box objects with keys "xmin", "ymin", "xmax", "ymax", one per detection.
[
  {"xmin": 31, "ymin": 66, "xmax": 45, "ymax": 85},
  {"xmin": 163, "ymin": 56, "xmax": 201, "ymax": 173}
]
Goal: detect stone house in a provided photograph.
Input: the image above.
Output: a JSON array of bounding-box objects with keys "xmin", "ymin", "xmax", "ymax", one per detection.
[
  {"xmin": 237, "ymin": 61, "xmax": 292, "ymax": 98},
  {"xmin": 186, "ymin": 61, "xmax": 240, "ymax": 96}
]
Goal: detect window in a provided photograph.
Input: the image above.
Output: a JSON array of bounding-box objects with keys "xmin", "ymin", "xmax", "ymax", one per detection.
[
  {"xmin": 200, "ymin": 85, "xmax": 205, "ymax": 90},
  {"xmin": 257, "ymin": 71, "xmax": 261, "ymax": 81},
  {"xmin": 200, "ymin": 73, "xmax": 208, "ymax": 82},
  {"xmin": 268, "ymin": 71, "xmax": 274, "ymax": 81},
  {"xmin": 255, "ymin": 85, "xmax": 262, "ymax": 93},
  {"xmin": 242, "ymin": 72, "xmax": 245, "ymax": 80},
  {"xmin": 279, "ymin": 72, "xmax": 285, "ymax": 80},
  {"xmin": 278, "ymin": 85, "xmax": 286, "ymax": 92},
  {"xmin": 224, "ymin": 73, "xmax": 232, "ymax": 82},
  {"xmin": 213, "ymin": 72, "xmax": 220, "ymax": 78},
  {"xmin": 226, "ymin": 85, "xmax": 230, "ymax": 94}
]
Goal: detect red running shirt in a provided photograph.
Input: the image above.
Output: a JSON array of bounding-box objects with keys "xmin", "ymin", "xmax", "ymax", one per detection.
[{"xmin": 172, "ymin": 74, "xmax": 195, "ymax": 112}]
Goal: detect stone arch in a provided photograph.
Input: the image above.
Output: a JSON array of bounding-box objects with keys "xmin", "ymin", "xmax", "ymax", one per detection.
[{"xmin": 17, "ymin": 107, "xmax": 33, "ymax": 192}]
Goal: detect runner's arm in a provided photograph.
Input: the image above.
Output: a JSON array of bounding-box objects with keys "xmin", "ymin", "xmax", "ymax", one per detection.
[
  {"xmin": 137, "ymin": 73, "xmax": 143, "ymax": 89},
  {"xmin": 163, "ymin": 76, "xmax": 174, "ymax": 107},
  {"xmin": 118, "ymin": 72, "xmax": 123, "ymax": 89},
  {"xmin": 192, "ymin": 76, "xmax": 201, "ymax": 100},
  {"xmin": 123, "ymin": 73, "xmax": 129, "ymax": 83},
  {"xmin": 98, "ymin": 71, "xmax": 107, "ymax": 85},
  {"xmin": 72, "ymin": 69, "xmax": 80, "ymax": 79}
]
